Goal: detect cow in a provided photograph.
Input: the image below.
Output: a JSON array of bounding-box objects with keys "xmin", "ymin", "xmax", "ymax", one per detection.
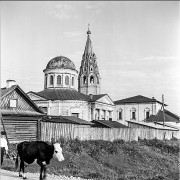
[{"xmin": 15, "ymin": 141, "xmax": 64, "ymax": 180}]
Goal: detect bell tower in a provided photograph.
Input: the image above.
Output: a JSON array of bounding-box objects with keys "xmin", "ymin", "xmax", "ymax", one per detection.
[{"xmin": 78, "ymin": 25, "xmax": 101, "ymax": 95}]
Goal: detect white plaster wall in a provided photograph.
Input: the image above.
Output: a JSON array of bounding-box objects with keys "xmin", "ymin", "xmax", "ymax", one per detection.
[
  {"xmin": 114, "ymin": 102, "xmax": 163, "ymax": 123},
  {"xmin": 32, "ymin": 100, "xmax": 91, "ymax": 121}
]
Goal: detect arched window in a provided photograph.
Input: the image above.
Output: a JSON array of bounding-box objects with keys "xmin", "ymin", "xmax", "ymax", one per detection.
[
  {"xmin": 90, "ymin": 76, "xmax": 94, "ymax": 83},
  {"xmin": 83, "ymin": 76, "xmax": 86, "ymax": 84},
  {"xmin": 50, "ymin": 75, "xmax": 54, "ymax": 85},
  {"xmin": 65, "ymin": 75, "xmax": 69, "ymax": 85},
  {"xmin": 57, "ymin": 75, "xmax": 61, "ymax": 85},
  {"xmin": 72, "ymin": 77, "xmax": 74, "ymax": 86},
  {"xmin": 90, "ymin": 66, "xmax": 93, "ymax": 72}
]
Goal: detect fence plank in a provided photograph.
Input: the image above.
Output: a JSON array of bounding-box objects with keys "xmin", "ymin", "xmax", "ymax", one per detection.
[{"xmin": 40, "ymin": 122, "xmax": 179, "ymax": 142}]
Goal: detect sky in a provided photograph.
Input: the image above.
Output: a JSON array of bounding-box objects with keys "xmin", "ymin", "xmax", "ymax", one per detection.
[{"xmin": 1, "ymin": 1, "xmax": 180, "ymax": 115}]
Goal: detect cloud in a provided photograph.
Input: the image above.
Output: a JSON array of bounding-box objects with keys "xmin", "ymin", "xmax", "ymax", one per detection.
[{"xmin": 49, "ymin": 4, "xmax": 79, "ymax": 20}]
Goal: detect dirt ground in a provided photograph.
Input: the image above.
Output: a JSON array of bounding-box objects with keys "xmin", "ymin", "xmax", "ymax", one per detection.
[{"xmin": 0, "ymin": 169, "xmax": 89, "ymax": 180}]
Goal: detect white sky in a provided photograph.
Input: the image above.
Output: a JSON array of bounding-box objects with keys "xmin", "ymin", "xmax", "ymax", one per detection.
[{"xmin": 1, "ymin": 1, "xmax": 180, "ymax": 115}]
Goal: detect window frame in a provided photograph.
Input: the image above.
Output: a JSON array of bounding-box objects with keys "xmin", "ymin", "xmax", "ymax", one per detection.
[{"xmin": 9, "ymin": 99, "xmax": 18, "ymax": 108}]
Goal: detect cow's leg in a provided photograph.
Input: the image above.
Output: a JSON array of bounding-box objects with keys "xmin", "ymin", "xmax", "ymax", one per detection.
[
  {"xmin": 43, "ymin": 165, "xmax": 47, "ymax": 180},
  {"xmin": 19, "ymin": 161, "xmax": 23, "ymax": 177},
  {"xmin": 37, "ymin": 159, "xmax": 43, "ymax": 180},
  {"xmin": 20, "ymin": 161, "xmax": 27, "ymax": 179}
]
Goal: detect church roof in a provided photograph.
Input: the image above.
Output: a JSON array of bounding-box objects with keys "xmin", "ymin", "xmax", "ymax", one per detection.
[
  {"xmin": 90, "ymin": 94, "xmax": 107, "ymax": 101},
  {"xmin": 42, "ymin": 115, "xmax": 92, "ymax": 125},
  {"xmin": 114, "ymin": 95, "xmax": 166, "ymax": 106},
  {"xmin": 44, "ymin": 56, "xmax": 76, "ymax": 71},
  {"xmin": 29, "ymin": 88, "xmax": 90, "ymax": 101}
]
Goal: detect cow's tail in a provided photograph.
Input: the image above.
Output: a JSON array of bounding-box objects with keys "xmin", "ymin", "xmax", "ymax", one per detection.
[{"xmin": 15, "ymin": 151, "xmax": 19, "ymax": 171}]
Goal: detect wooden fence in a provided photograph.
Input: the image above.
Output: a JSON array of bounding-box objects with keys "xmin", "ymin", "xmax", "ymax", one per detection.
[{"xmin": 40, "ymin": 122, "xmax": 180, "ymax": 142}]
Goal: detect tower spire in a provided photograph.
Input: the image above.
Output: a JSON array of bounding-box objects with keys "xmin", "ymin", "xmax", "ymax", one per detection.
[
  {"xmin": 84, "ymin": 24, "xmax": 93, "ymax": 56},
  {"xmin": 78, "ymin": 26, "xmax": 101, "ymax": 95},
  {"xmin": 87, "ymin": 23, "xmax": 91, "ymax": 35}
]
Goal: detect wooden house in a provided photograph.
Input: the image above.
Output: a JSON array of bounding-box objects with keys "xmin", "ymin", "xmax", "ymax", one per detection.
[{"xmin": 1, "ymin": 80, "xmax": 44, "ymax": 142}]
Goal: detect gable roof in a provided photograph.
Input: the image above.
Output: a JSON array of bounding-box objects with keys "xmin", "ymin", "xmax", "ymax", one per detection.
[
  {"xmin": 114, "ymin": 95, "xmax": 166, "ymax": 106},
  {"xmin": 146, "ymin": 110, "xmax": 179, "ymax": 123},
  {"xmin": 1, "ymin": 85, "xmax": 17, "ymax": 98},
  {"xmin": 28, "ymin": 88, "xmax": 90, "ymax": 101},
  {"xmin": 91, "ymin": 120, "xmax": 128, "ymax": 128},
  {"xmin": 1, "ymin": 85, "xmax": 44, "ymax": 115},
  {"xmin": 42, "ymin": 115, "xmax": 92, "ymax": 125}
]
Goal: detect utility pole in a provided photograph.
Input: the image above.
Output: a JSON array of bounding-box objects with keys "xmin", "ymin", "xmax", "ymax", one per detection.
[{"xmin": 162, "ymin": 94, "xmax": 165, "ymax": 127}]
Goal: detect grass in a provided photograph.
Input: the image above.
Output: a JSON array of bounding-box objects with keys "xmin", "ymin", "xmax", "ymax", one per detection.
[{"xmin": 2, "ymin": 138, "xmax": 180, "ymax": 180}]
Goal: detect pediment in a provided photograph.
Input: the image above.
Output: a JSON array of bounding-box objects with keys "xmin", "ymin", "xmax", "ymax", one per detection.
[{"xmin": 96, "ymin": 95, "xmax": 114, "ymax": 106}]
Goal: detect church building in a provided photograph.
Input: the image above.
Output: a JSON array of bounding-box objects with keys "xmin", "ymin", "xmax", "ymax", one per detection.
[
  {"xmin": 27, "ymin": 28, "xmax": 115, "ymax": 121},
  {"xmin": 27, "ymin": 27, "xmax": 179, "ymax": 125}
]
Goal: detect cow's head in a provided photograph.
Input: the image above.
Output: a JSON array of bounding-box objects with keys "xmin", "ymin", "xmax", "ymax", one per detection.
[{"xmin": 53, "ymin": 143, "xmax": 64, "ymax": 161}]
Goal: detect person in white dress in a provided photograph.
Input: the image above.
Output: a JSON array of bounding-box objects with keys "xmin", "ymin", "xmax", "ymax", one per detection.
[{"xmin": 1, "ymin": 131, "xmax": 8, "ymax": 165}]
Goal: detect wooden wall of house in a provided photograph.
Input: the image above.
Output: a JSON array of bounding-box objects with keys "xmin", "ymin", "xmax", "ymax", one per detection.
[
  {"xmin": 2, "ymin": 116, "xmax": 41, "ymax": 142},
  {"xmin": 40, "ymin": 121, "xmax": 179, "ymax": 142}
]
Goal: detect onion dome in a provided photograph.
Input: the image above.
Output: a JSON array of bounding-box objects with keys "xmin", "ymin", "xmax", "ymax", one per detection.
[{"xmin": 45, "ymin": 56, "xmax": 76, "ymax": 71}]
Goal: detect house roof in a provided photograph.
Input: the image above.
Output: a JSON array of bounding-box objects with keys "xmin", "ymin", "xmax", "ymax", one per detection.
[
  {"xmin": 91, "ymin": 120, "xmax": 128, "ymax": 128},
  {"xmin": 127, "ymin": 120, "xmax": 179, "ymax": 131},
  {"xmin": 42, "ymin": 115, "xmax": 92, "ymax": 125},
  {"xmin": 146, "ymin": 110, "xmax": 180, "ymax": 123},
  {"xmin": 114, "ymin": 95, "xmax": 166, "ymax": 106},
  {"xmin": 1, "ymin": 85, "xmax": 17, "ymax": 98},
  {"xmin": 1, "ymin": 85, "xmax": 44, "ymax": 115},
  {"xmin": 28, "ymin": 88, "xmax": 90, "ymax": 101}
]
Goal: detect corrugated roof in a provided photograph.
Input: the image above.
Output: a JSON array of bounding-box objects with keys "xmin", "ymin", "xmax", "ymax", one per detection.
[
  {"xmin": 43, "ymin": 115, "xmax": 92, "ymax": 125},
  {"xmin": 1, "ymin": 109, "xmax": 43, "ymax": 116},
  {"xmin": 114, "ymin": 95, "xmax": 165, "ymax": 105},
  {"xmin": 30, "ymin": 88, "xmax": 90, "ymax": 101},
  {"xmin": 146, "ymin": 110, "xmax": 180, "ymax": 123},
  {"xmin": 92, "ymin": 120, "xmax": 128, "ymax": 128}
]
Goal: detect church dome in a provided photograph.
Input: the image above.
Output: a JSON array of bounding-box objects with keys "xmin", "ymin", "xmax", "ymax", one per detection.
[{"xmin": 46, "ymin": 56, "xmax": 76, "ymax": 70}]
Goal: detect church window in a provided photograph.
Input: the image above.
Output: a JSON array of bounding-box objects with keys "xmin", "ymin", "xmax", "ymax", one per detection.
[
  {"xmin": 97, "ymin": 77, "xmax": 99, "ymax": 84},
  {"xmin": 50, "ymin": 75, "xmax": 54, "ymax": 85},
  {"xmin": 57, "ymin": 75, "xmax": 61, "ymax": 85},
  {"xmin": 45, "ymin": 75, "xmax": 47, "ymax": 88},
  {"xmin": 72, "ymin": 113, "xmax": 79, "ymax": 118},
  {"xmin": 65, "ymin": 75, "xmax": 69, "ymax": 85},
  {"xmin": 72, "ymin": 77, "xmax": 74, "ymax": 86},
  {"xmin": 145, "ymin": 108, "xmax": 150, "ymax": 119},
  {"xmin": 118, "ymin": 109, "xmax": 122, "ymax": 120},
  {"xmin": 83, "ymin": 76, "xmax": 86, "ymax": 84},
  {"xmin": 90, "ymin": 66, "xmax": 93, "ymax": 72},
  {"xmin": 131, "ymin": 108, "xmax": 136, "ymax": 120},
  {"xmin": 146, "ymin": 111, "xmax": 150, "ymax": 119},
  {"xmin": 90, "ymin": 76, "xmax": 94, "ymax": 83}
]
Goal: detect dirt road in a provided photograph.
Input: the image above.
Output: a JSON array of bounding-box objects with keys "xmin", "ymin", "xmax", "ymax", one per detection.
[{"xmin": 0, "ymin": 169, "xmax": 87, "ymax": 180}]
